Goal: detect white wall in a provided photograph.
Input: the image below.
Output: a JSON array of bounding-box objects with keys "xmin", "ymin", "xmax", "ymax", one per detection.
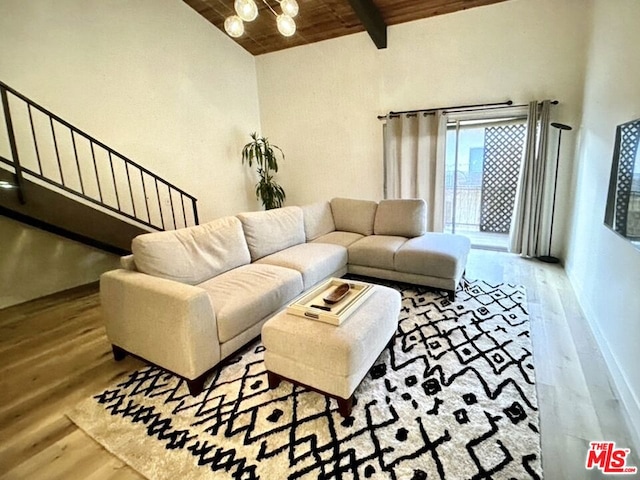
[
  {"xmin": 256, "ymin": 0, "xmax": 589, "ymax": 257},
  {"xmin": 0, "ymin": 217, "xmax": 119, "ymax": 309},
  {"xmin": 565, "ymin": 0, "xmax": 640, "ymax": 446},
  {"xmin": 0, "ymin": 0, "xmax": 262, "ymax": 307},
  {"xmin": 257, "ymin": 32, "xmax": 382, "ymax": 202}
]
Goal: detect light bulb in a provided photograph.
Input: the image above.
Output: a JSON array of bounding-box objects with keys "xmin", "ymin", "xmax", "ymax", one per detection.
[
  {"xmin": 234, "ymin": 0, "xmax": 258, "ymax": 22},
  {"xmin": 276, "ymin": 14, "xmax": 296, "ymax": 37},
  {"xmin": 279, "ymin": 0, "xmax": 298, "ymax": 18},
  {"xmin": 224, "ymin": 15, "xmax": 244, "ymax": 37}
]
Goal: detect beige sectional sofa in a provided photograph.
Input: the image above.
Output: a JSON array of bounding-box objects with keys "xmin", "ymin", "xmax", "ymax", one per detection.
[{"xmin": 101, "ymin": 197, "xmax": 470, "ymax": 395}]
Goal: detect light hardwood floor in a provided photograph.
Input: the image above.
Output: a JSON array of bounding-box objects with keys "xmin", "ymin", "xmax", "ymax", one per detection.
[{"xmin": 0, "ymin": 249, "xmax": 637, "ymax": 479}]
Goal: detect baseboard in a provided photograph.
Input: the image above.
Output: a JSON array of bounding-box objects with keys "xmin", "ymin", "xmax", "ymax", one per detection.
[{"xmin": 566, "ymin": 267, "xmax": 640, "ymax": 452}]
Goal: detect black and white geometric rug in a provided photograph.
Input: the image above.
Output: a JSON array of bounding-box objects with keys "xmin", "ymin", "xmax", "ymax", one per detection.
[{"xmin": 68, "ymin": 279, "xmax": 543, "ymax": 480}]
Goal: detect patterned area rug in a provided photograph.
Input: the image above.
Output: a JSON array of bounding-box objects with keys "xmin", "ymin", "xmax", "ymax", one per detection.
[{"xmin": 68, "ymin": 279, "xmax": 543, "ymax": 479}]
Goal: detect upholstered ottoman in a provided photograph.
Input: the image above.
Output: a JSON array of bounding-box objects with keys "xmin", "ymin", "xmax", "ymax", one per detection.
[{"xmin": 261, "ymin": 284, "xmax": 401, "ymax": 417}]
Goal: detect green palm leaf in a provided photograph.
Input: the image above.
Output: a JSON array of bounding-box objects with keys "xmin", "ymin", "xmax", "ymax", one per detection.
[{"xmin": 241, "ymin": 133, "xmax": 286, "ymax": 210}]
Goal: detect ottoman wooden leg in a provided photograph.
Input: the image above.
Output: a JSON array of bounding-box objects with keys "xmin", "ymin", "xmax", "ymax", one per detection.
[
  {"xmin": 267, "ymin": 371, "xmax": 282, "ymax": 389},
  {"xmin": 337, "ymin": 396, "xmax": 353, "ymax": 418}
]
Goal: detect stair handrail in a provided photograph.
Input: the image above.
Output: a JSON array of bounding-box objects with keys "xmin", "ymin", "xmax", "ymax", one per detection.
[{"xmin": 0, "ymin": 80, "xmax": 199, "ymax": 231}]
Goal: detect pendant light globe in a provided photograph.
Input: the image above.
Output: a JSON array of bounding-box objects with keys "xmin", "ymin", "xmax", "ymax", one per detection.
[
  {"xmin": 234, "ymin": 0, "xmax": 258, "ymax": 22},
  {"xmin": 224, "ymin": 15, "xmax": 245, "ymax": 37},
  {"xmin": 276, "ymin": 14, "xmax": 296, "ymax": 36},
  {"xmin": 279, "ymin": 0, "xmax": 299, "ymax": 18}
]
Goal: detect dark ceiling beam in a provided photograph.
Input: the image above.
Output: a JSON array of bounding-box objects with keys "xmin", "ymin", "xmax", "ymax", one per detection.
[{"xmin": 346, "ymin": 0, "xmax": 387, "ymax": 49}]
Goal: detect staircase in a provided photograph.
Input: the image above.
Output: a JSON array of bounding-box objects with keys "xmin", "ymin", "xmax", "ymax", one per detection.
[{"xmin": 0, "ymin": 81, "xmax": 199, "ymax": 255}]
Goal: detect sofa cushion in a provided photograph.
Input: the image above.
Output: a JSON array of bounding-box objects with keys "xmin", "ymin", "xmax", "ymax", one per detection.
[
  {"xmin": 394, "ymin": 233, "xmax": 471, "ymax": 279},
  {"xmin": 301, "ymin": 201, "xmax": 336, "ymax": 241},
  {"xmin": 198, "ymin": 264, "xmax": 303, "ymax": 343},
  {"xmin": 237, "ymin": 206, "xmax": 306, "ymax": 261},
  {"xmin": 312, "ymin": 231, "xmax": 364, "ymax": 248},
  {"xmin": 132, "ymin": 216, "xmax": 250, "ymax": 285},
  {"xmin": 330, "ymin": 198, "xmax": 378, "ymax": 236},
  {"xmin": 374, "ymin": 199, "xmax": 427, "ymax": 237},
  {"xmin": 256, "ymin": 243, "xmax": 348, "ymax": 289},
  {"xmin": 348, "ymin": 235, "xmax": 408, "ymax": 270}
]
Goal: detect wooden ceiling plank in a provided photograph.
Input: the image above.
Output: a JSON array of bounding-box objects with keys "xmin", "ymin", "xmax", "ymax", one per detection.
[
  {"xmin": 376, "ymin": 0, "xmax": 509, "ymax": 25},
  {"xmin": 182, "ymin": 0, "xmax": 511, "ymax": 55}
]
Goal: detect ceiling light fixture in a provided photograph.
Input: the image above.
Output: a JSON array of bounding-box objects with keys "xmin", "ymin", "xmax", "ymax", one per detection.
[
  {"xmin": 224, "ymin": 0, "xmax": 298, "ymax": 39},
  {"xmin": 276, "ymin": 12, "xmax": 296, "ymax": 36},
  {"xmin": 224, "ymin": 15, "xmax": 245, "ymax": 38},
  {"xmin": 234, "ymin": 0, "xmax": 258, "ymax": 21},
  {"xmin": 278, "ymin": 0, "xmax": 298, "ymax": 19}
]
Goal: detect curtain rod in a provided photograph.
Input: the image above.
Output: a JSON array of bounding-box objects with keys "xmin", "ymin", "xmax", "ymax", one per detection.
[{"xmin": 377, "ymin": 100, "xmax": 559, "ymax": 120}]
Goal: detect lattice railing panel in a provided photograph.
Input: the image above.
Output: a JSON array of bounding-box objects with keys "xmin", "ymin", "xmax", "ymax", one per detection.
[
  {"xmin": 479, "ymin": 124, "xmax": 526, "ymax": 233},
  {"xmin": 615, "ymin": 122, "xmax": 640, "ymax": 237}
]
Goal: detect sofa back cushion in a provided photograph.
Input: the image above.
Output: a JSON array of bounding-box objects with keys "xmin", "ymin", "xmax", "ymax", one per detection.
[
  {"xmin": 301, "ymin": 201, "xmax": 336, "ymax": 241},
  {"xmin": 330, "ymin": 198, "xmax": 378, "ymax": 236},
  {"xmin": 132, "ymin": 216, "xmax": 250, "ymax": 285},
  {"xmin": 237, "ymin": 206, "xmax": 306, "ymax": 261},
  {"xmin": 374, "ymin": 199, "xmax": 427, "ymax": 237}
]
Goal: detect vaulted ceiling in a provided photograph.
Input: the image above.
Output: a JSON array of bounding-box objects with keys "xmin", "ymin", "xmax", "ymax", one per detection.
[{"xmin": 184, "ymin": 0, "xmax": 511, "ymax": 56}]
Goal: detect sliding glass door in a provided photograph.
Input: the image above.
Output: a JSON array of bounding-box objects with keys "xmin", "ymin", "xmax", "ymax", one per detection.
[{"xmin": 444, "ymin": 116, "xmax": 527, "ymax": 250}]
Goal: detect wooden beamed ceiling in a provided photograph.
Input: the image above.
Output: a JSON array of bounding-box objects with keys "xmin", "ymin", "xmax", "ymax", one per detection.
[{"xmin": 183, "ymin": 0, "xmax": 511, "ymax": 56}]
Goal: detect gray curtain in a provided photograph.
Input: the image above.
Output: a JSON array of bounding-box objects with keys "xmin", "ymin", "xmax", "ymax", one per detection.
[
  {"xmin": 509, "ymin": 100, "xmax": 552, "ymax": 256},
  {"xmin": 383, "ymin": 112, "xmax": 446, "ymax": 231}
]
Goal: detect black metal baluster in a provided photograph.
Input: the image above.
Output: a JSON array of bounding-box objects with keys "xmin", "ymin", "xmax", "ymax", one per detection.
[
  {"xmin": 155, "ymin": 178, "xmax": 165, "ymax": 230},
  {"xmin": 192, "ymin": 198, "xmax": 199, "ymax": 225},
  {"xmin": 168, "ymin": 186, "xmax": 177, "ymax": 229},
  {"xmin": 180, "ymin": 195, "xmax": 187, "ymax": 228},
  {"xmin": 124, "ymin": 159, "xmax": 136, "ymax": 218},
  {"xmin": 140, "ymin": 170, "xmax": 151, "ymax": 224},
  {"xmin": 71, "ymin": 130, "xmax": 85, "ymax": 195},
  {"xmin": 90, "ymin": 141, "xmax": 104, "ymax": 203},
  {"xmin": 50, "ymin": 118, "xmax": 65, "ymax": 186},
  {"xmin": 27, "ymin": 104, "xmax": 43, "ymax": 175},
  {"xmin": 1, "ymin": 87, "xmax": 26, "ymax": 203},
  {"xmin": 108, "ymin": 151, "xmax": 120, "ymax": 210}
]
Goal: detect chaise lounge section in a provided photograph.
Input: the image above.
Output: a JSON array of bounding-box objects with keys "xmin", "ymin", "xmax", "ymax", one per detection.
[
  {"xmin": 100, "ymin": 197, "xmax": 470, "ymax": 395},
  {"xmin": 306, "ymin": 198, "xmax": 470, "ymax": 299}
]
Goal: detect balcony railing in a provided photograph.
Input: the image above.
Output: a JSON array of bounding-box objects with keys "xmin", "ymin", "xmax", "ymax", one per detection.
[
  {"xmin": 444, "ymin": 184, "xmax": 511, "ymax": 250},
  {"xmin": 0, "ymin": 80, "xmax": 199, "ymax": 232}
]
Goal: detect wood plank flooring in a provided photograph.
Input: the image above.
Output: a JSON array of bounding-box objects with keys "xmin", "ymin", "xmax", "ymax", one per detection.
[{"xmin": 0, "ymin": 250, "xmax": 637, "ymax": 479}]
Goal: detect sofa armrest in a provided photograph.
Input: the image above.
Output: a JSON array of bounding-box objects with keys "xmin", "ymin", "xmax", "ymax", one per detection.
[{"xmin": 100, "ymin": 269, "xmax": 221, "ymax": 380}]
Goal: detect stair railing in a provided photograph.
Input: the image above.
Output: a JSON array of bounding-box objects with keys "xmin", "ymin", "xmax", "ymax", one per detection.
[{"xmin": 0, "ymin": 81, "xmax": 199, "ymax": 231}]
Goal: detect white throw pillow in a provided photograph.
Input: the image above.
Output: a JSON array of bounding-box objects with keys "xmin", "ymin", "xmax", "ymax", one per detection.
[{"xmin": 237, "ymin": 206, "xmax": 306, "ymax": 261}]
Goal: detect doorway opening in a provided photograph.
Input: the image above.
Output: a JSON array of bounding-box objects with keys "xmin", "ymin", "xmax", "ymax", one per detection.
[{"xmin": 444, "ymin": 117, "xmax": 527, "ymax": 250}]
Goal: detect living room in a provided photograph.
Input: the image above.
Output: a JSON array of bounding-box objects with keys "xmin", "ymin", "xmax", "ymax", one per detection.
[{"xmin": 0, "ymin": 0, "xmax": 638, "ymax": 478}]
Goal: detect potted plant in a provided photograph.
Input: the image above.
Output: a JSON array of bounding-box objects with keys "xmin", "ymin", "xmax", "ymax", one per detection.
[{"xmin": 241, "ymin": 132, "xmax": 286, "ymax": 210}]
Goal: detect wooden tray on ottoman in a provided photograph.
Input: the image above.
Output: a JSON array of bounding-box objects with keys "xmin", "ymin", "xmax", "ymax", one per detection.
[{"xmin": 286, "ymin": 278, "xmax": 373, "ymax": 326}]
